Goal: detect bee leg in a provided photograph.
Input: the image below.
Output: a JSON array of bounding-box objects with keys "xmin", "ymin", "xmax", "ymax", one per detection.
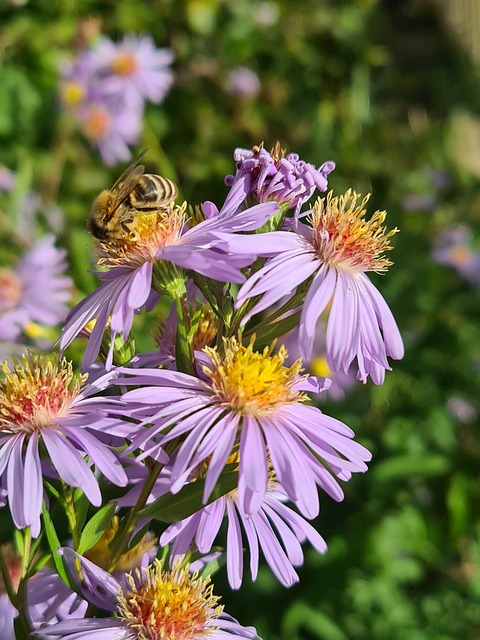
[{"xmin": 121, "ymin": 218, "xmax": 133, "ymax": 233}]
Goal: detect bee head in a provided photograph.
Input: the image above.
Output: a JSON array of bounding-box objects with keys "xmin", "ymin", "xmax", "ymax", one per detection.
[{"xmin": 87, "ymin": 190, "xmax": 114, "ymax": 239}]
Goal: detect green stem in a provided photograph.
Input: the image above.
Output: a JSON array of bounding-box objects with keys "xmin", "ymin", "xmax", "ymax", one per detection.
[
  {"xmin": 20, "ymin": 528, "xmax": 31, "ymax": 580},
  {"xmin": 63, "ymin": 483, "xmax": 80, "ymax": 549},
  {"xmin": 107, "ymin": 461, "xmax": 163, "ymax": 573}
]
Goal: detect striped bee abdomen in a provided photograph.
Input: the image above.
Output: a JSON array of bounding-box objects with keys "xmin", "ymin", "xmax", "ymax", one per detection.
[{"xmin": 129, "ymin": 174, "xmax": 178, "ymax": 211}]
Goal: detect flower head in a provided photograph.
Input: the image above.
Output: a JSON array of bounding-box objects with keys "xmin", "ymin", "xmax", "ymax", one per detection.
[
  {"xmin": 432, "ymin": 224, "xmax": 480, "ymax": 286},
  {"xmin": 91, "ymin": 35, "xmax": 174, "ymax": 110},
  {"xmin": 226, "ymin": 67, "xmax": 261, "ymax": 98},
  {"xmin": 60, "ymin": 199, "xmax": 279, "ymax": 370},
  {"xmin": 223, "ymin": 142, "xmax": 335, "ymax": 216},
  {"xmin": 0, "ymin": 353, "xmax": 127, "ymax": 536},
  {"xmin": 0, "ymin": 235, "xmax": 72, "ymax": 345},
  {"xmin": 282, "ymin": 324, "xmax": 357, "ymax": 401},
  {"xmin": 42, "ymin": 551, "xmax": 258, "ymax": 640},
  {"xmin": 234, "ymin": 190, "xmax": 404, "ymax": 384},
  {"xmin": 59, "ymin": 34, "xmax": 174, "ymax": 165},
  {"xmin": 78, "ymin": 101, "xmax": 143, "ymax": 166},
  {"xmin": 116, "ymin": 336, "xmax": 371, "ymax": 519},
  {"xmin": 162, "ymin": 480, "xmax": 328, "ymax": 590}
]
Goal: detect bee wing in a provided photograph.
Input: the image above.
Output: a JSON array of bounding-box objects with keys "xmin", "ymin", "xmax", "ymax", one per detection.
[
  {"xmin": 110, "ymin": 149, "xmax": 149, "ymax": 210},
  {"xmin": 111, "ymin": 148, "xmax": 149, "ymax": 191}
]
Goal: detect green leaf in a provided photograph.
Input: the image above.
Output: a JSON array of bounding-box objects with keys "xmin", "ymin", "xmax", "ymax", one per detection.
[
  {"xmin": 138, "ymin": 465, "xmax": 238, "ymax": 522},
  {"xmin": 77, "ymin": 503, "xmax": 116, "ymax": 555},
  {"xmin": 253, "ymin": 312, "xmax": 301, "ymax": 347},
  {"xmin": 175, "ymin": 298, "xmax": 195, "ymax": 375},
  {"xmin": 73, "ymin": 488, "xmax": 89, "ymax": 534},
  {"xmin": 42, "ymin": 503, "xmax": 70, "ymax": 586}
]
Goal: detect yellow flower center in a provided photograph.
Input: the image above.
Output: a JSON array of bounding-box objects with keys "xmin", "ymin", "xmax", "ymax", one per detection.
[
  {"xmin": 309, "ymin": 189, "xmax": 398, "ymax": 273},
  {"xmin": 310, "ymin": 356, "xmax": 331, "ymax": 378},
  {"xmin": 111, "ymin": 52, "xmax": 138, "ymax": 76},
  {"xmin": 0, "ymin": 354, "xmax": 82, "ymax": 434},
  {"xmin": 97, "ymin": 204, "xmax": 186, "ymax": 269},
  {"xmin": 0, "ymin": 268, "xmax": 22, "ymax": 313},
  {"xmin": 82, "ymin": 106, "xmax": 111, "ymax": 140},
  {"xmin": 117, "ymin": 560, "xmax": 223, "ymax": 640},
  {"xmin": 60, "ymin": 80, "xmax": 86, "ymax": 107},
  {"xmin": 202, "ymin": 337, "xmax": 306, "ymax": 416}
]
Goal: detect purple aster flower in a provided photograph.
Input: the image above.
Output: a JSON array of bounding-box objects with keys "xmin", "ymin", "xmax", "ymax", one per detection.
[
  {"xmin": 234, "ymin": 190, "xmax": 404, "ymax": 384},
  {"xmin": 432, "ymin": 225, "xmax": 480, "ymax": 286},
  {"xmin": 162, "ymin": 482, "xmax": 328, "ymax": 589},
  {"xmin": 41, "ymin": 549, "xmax": 258, "ymax": 640},
  {"xmin": 27, "ymin": 569, "xmax": 87, "ymax": 632},
  {"xmin": 90, "ymin": 35, "xmax": 174, "ymax": 111},
  {"xmin": 282, "ymin": 324, "xmax": 357, "ymax": 401},
  {"xmin": 0, "ymin": 546, "xmax": 85, "ymax": 638},
  {"xmin": 0, "ymin": 594, "xmax": 15, "ymax": 640},
  {"xmin": 223, "ymin": 142, "xmax": 335, "ymax": 216},
  {"xmin": 60, "ymin": 200, "xmax": 279, "ymax": 369},
  {"xmin": 115, "ymin": 336, "xmax": 371, "ymax": 520},
  {"xmin": 58, "ymin": 51, "xmax": 104, "ymax": 110},
  {"xmin": 226, "ymin": 67, "xmax": 261, "ymax": 98},
  {"xmin": 446, "ymin": 397, "xmax": 477, "ymax": 424},
  {"xmin": 0, "ymin": 353, "xmax": 128, "ymax": 537},
  {"xmin": 78, "ymin": 101, "xmax": 143, "ymax": 166},
  {"xmin": 0, "ymin": 235, "xmax": 72, "ymax": 344}
]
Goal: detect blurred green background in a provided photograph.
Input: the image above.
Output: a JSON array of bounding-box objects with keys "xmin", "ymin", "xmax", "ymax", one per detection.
[{"xmin": 2, "ymin": 0, "xmax": 480, "ymax": 638}]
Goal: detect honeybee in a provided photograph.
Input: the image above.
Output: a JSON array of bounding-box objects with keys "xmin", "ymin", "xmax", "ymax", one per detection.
[{"xmin": 87, "ymin": 149, "xmax": 178, "ymax": 241}]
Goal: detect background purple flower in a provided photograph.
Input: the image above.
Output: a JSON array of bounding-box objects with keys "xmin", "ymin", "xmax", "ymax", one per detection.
[
  {"xmin": 226, "ymin": 67, "xmax": 261, "ymax": 98},
  {"xmin": 432, "ymin": 225, "xmax": 480, "ymax": 286},
  {"xmin": 0, "ymin": 235, "xmax": 72, "ymax": 345},
  {"xmin": 59, "ymin": 34, "xmax": 174, "ymax": 164}
]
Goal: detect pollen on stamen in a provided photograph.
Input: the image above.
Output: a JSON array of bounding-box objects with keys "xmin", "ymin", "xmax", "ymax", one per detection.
[
  {"xmin": 309, "ymin": 189, "xmax": 398, "ymax": 274},
  {"xmin": 202, "ymin": 336, "xmax": 307, "ymax": 416},
  {"xmin": 117, "ymin": 559, "xmax": 223, "ymax": 640},
  {"xmin": 96, "ymin": 203, "xmax": 186, "ymax": 269},
  {"xmin": 0, "ymin": 354, "xmax": 83, "ymax": 434}
]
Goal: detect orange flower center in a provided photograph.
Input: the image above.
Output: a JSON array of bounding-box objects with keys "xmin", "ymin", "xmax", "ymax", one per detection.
[
  {"xmin": 82, "ymin": 106, "xmax": 111, "ymax": 140},
  {"xmin": 111, "ymin": 52, "xmax": 138, "ymax": 76},
  {"xmin": 117, "ymin": 560, "xmax": 223, "ymax": 640},
  {"xmin": 0, "ymin": 354, "xmax": 82, "ymax": 434},
  {"xmin": 0, "ymin": 269, "xmax": 22, "ymax": 313},
  {"xmin": 309, "ymin": 190, "xmax": 398, "ymax": 273}
]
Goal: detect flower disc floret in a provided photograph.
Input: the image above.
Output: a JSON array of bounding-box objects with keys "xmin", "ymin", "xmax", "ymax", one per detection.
[
  {"xmin": 117, "ymin": 560, "xmax": 223, "ymax": 640},
  {"xmin": 0, "ymin": 354, "xmax": 128, "ymax": 536},
  {"xmin": 310, "ymin": 189, "xmax": 398, "ymax": 273},
  {"xmin": 95, "ymin": 204, "xmax": 186, "ymax": 269},
  {"xmin": 203, "ymin": 338, "xmax": 305, "ymax": 416},
  {"xmin": 0, "ymin": 354, "xmax": 82, "ymax": 434}
]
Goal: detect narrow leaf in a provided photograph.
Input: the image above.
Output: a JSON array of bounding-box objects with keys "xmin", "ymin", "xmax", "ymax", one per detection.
[
  {"xmin": 138, "ymin": 466, "xmax": 238, "ymax": 522},
  {"xmin": 42, "ymin": 503, "xmax": 70, "ymax": 586},
  {"xmin": 77, "ymin": 502, "xmax": 116, "ymax": 555}
]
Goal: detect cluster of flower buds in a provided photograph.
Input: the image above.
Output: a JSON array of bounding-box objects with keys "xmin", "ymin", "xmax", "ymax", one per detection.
[{"xmin": 0, "ymin": 143, "xmax": 403, "ymax": 639}]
